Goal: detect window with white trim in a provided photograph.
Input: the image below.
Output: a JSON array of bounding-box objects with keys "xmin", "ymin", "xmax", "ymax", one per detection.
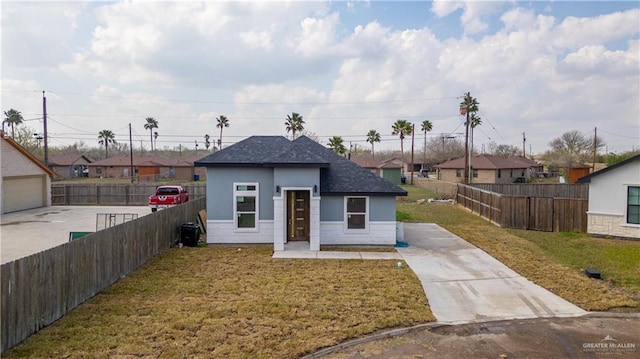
[
  {"xmin": 234, "ymin": 183, "xmax": 258, "ymax": 230},
  {"xmin": 628, "ymin": 186, "xmax": 640, "ymax": 225},
  {"xmin": 345, "ymin": 197, "xmax": 368, "ymax": 230}
]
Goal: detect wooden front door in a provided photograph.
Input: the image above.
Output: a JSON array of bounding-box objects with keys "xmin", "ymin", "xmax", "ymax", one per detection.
[{"xmin": 287, "ymin": 190, "xmax": 310, "ymax": 241}]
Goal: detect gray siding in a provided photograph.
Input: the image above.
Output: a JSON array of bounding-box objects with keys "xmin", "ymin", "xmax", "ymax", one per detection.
[
  {"xmin": 274, "ymin": 168, "xmax": 320, "ymax": 192},
  {"xmin": 205, "ymin": 167, "xmax": 274, "ymax": 220},
  {"xmin": 320, "ymin": 195, "xmax": 397, "ymax": 222},
  {"xmin": 370, "ymin": 196, "xmax": 396, "ymax": 221},
  {"xmin": 320, "ymin": 196, "xmax": 343, "ymax": 221}
]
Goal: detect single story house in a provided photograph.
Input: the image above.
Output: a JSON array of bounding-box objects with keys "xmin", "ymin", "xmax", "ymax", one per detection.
[
  {"xmin": 434, "ymin": 155, "xmax": 529, "ymax": 184},
  {"xmin": 577, "ymin": 154, "xmax": 640, "ymax": 240},
  {"xmin": 87, "ymin": 155, "xmax": 206, "ymax": 182},
  {"xmin": 48, "ymin": 154, "xmax": 93, "ymax": 178},
  {"xmin": 350, "ymin": 156, "xmax": 403, "ymax": 185},
  {"xmin": 1, "ymin": 131, "xmax": 56, "ymax": 214},
  {"xmin": 194, "ymin": 136, "xmax": 407, "ymax": 251}
]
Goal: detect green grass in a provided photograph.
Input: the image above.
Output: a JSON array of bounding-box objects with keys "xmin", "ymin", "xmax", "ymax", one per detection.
[
  {"xmin": 4, "ymin": 247, "xmax": 432, "ymax": 359},
  {"xmin": 399, "ymin": 183, "xmax": 640, "ymax": 311},
  {"xmin": 509, "ymin": 229, "xmax": 640, "ymax": 295}
]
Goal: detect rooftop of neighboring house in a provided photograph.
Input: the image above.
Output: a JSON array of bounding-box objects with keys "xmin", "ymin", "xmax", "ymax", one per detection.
[
  {"xmin": 88, "ymin": 154, "xmax": 204, "ymax": 167},
  {"xmin": 435, "ymin": 154, "xmax": 530, "ymax": 170},
  {"xmin": 195, "ymin": 136, "xmax": 407, "ymax": 196},
  {"xmin": 48, "ymin": 154, "xmax": 94, "ymax": 166}
]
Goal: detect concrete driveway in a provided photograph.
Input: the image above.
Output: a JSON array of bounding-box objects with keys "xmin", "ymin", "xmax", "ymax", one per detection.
[
  {"xmin": 1, "ymin": 206, "xmax": 151, "ymax": 264},
  {"xmin": 397, "ymin": 223, "xmax": 586, "ymax": 324}
]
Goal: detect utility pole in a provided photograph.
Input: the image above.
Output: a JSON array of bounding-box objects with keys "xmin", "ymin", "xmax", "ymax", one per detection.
[
  {"xmin": 462, "ymin": 92, "xmax": 470, "ymax": 184},
  {"xmin": 592, "ymin": 127, "xmax": 597, "ymax": 172},
  {"xmin": 195, "ymin": 140, "xmax": 198, "ymax": 154},
  {"xmin": 129, "ymin": 123, "xmax": 134, "ymax": 183},
  {"xmin": 522, "ymin": 132, "xmax": 526, "ymax": 158},
  {"xmin": 410, "ymin": 123, "xmax": 415, "ymax": 185},
  {"xmin": 42, "ymin": 91, "xmax": 49, "ymax": 167}
]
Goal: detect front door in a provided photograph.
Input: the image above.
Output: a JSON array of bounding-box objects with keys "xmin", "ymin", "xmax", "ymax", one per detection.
[{"xmin": 287, "ymin": 190, "xmax": 310, "ymax": 241}]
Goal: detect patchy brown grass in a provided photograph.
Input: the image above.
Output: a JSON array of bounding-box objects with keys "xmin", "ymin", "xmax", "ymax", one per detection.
[
  {"xmin": 5, "ymin": 247, "xmax": 432, "ymax": 359},
  {"xmin": 398, "ymin": 183, "xmax": 640, "ymax": 312}
]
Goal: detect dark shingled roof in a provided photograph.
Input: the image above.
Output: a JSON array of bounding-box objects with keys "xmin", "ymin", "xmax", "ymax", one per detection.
[{"xmin": 195, "ymin": 136, "xmax": 407, "ymax": 196}]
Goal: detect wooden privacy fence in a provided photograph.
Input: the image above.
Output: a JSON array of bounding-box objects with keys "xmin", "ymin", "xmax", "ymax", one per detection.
[
  {"xmin": 51, "ymin": 183, "xmax": 206, "ymax": 205},
  {"xmin": 456, "ymin": 184, "xmax": 588, "ymax": 232},
  {"xmin": 0, "ymin": 198, "xmax": 206, "ymax": 354}
]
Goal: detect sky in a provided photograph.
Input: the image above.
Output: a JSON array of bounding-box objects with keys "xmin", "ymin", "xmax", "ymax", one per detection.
[{"xmin": 1, "ymin": 0, "xmax": 639, "ymax": 156}]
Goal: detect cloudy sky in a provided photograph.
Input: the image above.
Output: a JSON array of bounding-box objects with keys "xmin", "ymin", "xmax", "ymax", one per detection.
[{"xmin": 2, "ymin": 1, "xmax": 639, "ymax": 155}]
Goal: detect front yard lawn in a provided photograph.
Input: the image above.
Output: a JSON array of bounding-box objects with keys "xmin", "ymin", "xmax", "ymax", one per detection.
[{"xmin": 5, "ymin": 247, "xmax": 432, "ymax": 359}]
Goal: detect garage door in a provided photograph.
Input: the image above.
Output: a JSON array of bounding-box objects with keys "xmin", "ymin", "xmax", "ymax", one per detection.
[{"xmin": 2, "ymin": 176, "xmax": 46, "ymax": 213}]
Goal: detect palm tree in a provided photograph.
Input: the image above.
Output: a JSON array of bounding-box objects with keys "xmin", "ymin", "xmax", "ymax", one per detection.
[
  {"xmin": 469, "ymin": 114, "xmax": 481, "ymax": 156},
  {"xmin": 153, "ymin": 131, "xmax": 159, "ymax": 150},
  {"xmin": 460, "ymin": 93, "xmax": 480, "ymax": 183},
  {"xmin": 328, "ymin": 136, "xmax": 347, "ymax": 155},
  {"xmin": 144, "ymin": 117, "xmax": 159, "ymax": 151},
  {"xmin": 391, "ymin": 119, "xmax": 413, "ymax": 174},
  {"xmin": 204, "ymin": 134, "xmax": 211, "ymax": 150},
  {"xmin": 366, "ymin": 130, "xmax": 381, "ymax": 158},
  {"xmin": 97, "ymin": 129, "xmax": 116, "ymax": 158},
  {"xmin": 285, "ymin": 112, "xmax": 305, "ymax": 139},
  {"xmin": 420, "ymin": 120, "xmax": 433, "ymax": 167},
  {"xmin": 216, "ymin": 115, "xmax": 229, "ymax": 149},
  {"xmin": 3, "ymin": 108, "xmax": 24, "ymax": 138}
]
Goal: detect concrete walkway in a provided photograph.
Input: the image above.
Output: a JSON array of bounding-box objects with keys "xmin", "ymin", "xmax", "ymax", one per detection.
[
  {"xmin": 397, "ymin": 223, "xmax": 586, "ymax": 324},
  {"xmin": 272, "ymin": 241, "xmax": 402, "ymax": 260}
]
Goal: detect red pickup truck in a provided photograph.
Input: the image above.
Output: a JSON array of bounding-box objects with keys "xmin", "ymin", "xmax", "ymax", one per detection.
[{"xmin": 149, "ymin": 185, "xmax": 189, "ymax": 212}]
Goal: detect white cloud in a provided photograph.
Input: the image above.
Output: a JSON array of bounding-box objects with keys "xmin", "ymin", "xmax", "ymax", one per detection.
[
  {"xmin": 553, "ymin": 9, "xmax": 640, "ymax": 50},
  {"xmin": 240, "ymin": 31, "xmax": 274, "ymax": 50},
  {"xmin": 294, "ymin": 13, "xmax": 341, "ymax": 57}
]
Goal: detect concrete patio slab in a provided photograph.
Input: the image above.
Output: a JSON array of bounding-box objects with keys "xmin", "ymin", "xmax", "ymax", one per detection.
[
  {"xmin": 397, "ymin": 223, "xmax": 586, "ymax": 324},
  {"xmin": 1, "ymin": 206, "xmax": 151, "ymax": 264}
]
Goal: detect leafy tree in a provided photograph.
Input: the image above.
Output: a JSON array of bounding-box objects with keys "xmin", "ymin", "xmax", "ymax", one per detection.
[
  {"xmin": 97, "ymin": 129, "xmax": 116, "ymax": 158},
  {"xmin": 606, "ymin": 150, "xmax": 640, "ymax": 166},
  {"xmin": 391, "ymin": 119, "xmax": 413, "ymax": 173},
  {"xmin": 420, "ymin": 120, "xmax": 433, "ymax": 165},
  {"xmin": 204, "ymin": 134, "xmax": 211, "ymax": 150},
  {"xmin": 144, "ymin": 117, "xmax": 159, "ymax": 151},
  {"xmin": 285, "ymin": 112, "xmax": 305, "ymax": 139},
  {"xmin": 328, "ymin": 136, "xmax": 347, "ymax": 155},
  {"xmin": 216, "ymin": 115, "xmax": 229, "ymax": 149},
  {"xmin": 366, "ymin": 130, "xmax": 381, "ymax": 158},
  {"xmin": 545, "ymin": 130, "xmax": 605, "ymax": 167},
  {"xmin": 487, "ymin": 142, "xmax": 520, "ymax": 158},
  {"xmin": 3, "ymin": 108, "xmax": 24, "ymax": 138}
]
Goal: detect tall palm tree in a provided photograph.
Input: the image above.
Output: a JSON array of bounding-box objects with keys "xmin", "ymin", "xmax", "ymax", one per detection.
[
  {"xmin": 153, "ymin": 131, "xmax": 159, "ymax": 150},
  {"xmin": 421, "ymin": 120, "xmax": 433, "ymax": 167},
  {"xmin": 366, "ymin": 130, "xmax": 381, "ymax": 158},
  {"xmin": 204, "ymin": 134, "xmax": 211, "ymax": 150},
  {"xmin": 391, "ymin": 119, "xmax": 413, "ymax": 174},
  {"xmin": 285, "ymin": 112, "xmax": 305, "ymax": 139},
  {"xmin": 328, "ymin": 136, "xmax": 347, "ymax": 155},
  {"xmin": 97, "ymin": 129, "xmax": 116, "ymax": 158},
  {"xmin": 216, "ymin": 115, "xmax": 229, "ymax": 149},
  {"xmin": 144, "ymin": 117, "xmax": 159, "ymax": 151},
  {"xmin": 460, "ymin": 93, "xmax": 480, "ymax": 183},
  {"xmin": 3, "ymin": 108, "xmax": 24, "ymax": 138}
]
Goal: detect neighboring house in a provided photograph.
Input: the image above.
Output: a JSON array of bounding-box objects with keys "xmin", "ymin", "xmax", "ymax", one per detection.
[
  {"xmin": 577, "ymin": 155, "xmax": 640, "ymax": 240},
  {"xmin": 194, "ymin": 136, "xmax": 407, "ymax": 251},
  {"xmin": 350, "ymin": 157, "xmax": 403, "ymax": 185},
  {"xmin": 87, "ymin": 155, "xmax": 206, "ymax": 182},
  {"xmin": 434, "ymin": 155, "xmax": 529, "ymax": 184},
  {"xmin": 49, "ymin": 154, "xmax": 93, "ymax": 178},
  {"xmin": 509, "ymin": 155, "xmax": 544, "ymax": 176},
  {"xmin": 1, "ymin": 131, "xmax": 56, "ymax": 214}
]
